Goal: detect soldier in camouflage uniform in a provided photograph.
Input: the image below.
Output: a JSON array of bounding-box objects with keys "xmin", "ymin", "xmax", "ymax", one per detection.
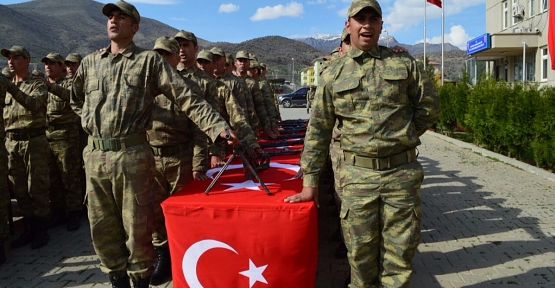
[
  {"xmin": 0, "ymin": 45, "xmax": 51, "ymax": 250},
  {"xmin": 70, "ymin": 2, "xmax": 238, "ymax": 287},
  {"xmin": 196, "ymin": 50, "xmax": 262, "ymax": 160},
  {"xmin": 64, "ymin": 53, "xmax": 82, "ymax": 78},
  {"xmin": 259, "ymin": 63, "xmax": 282, "ymax": 121},
  {"xmin": 41, "ymin": 52, "xmax": 83, "ymax": 231},
  {"xmin": 285, "ymin": 0, "xmax": 440, "ymax": 287},
  {"xmin": 0, "ymin": 69, "xmax": 10, "ymax": 265},
  {"xmin": 235, "ymin": 51, "xmax": 277, "ymax": 139},
  {"xmin": 225, "ymin": 53, "xmax": 235, "ymax": 74},
  {"xmin": 249, "ymin": 58, "xmax": 280, "ymax": 137}
]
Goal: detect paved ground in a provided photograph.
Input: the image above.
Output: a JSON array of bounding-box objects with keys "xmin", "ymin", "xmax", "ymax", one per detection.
[{"xmin": 1, "ymin": 107, "xmax": 555, "ymax": 287}]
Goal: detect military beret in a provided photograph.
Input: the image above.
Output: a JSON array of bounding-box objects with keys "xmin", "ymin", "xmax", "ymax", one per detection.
[
  {"xmin": 102, "ymin": 0, "xmax": 141, "ymax": 23},
  {"xmin": 1, "ymin": 45, "xmax": 30, "ymax": 59}
]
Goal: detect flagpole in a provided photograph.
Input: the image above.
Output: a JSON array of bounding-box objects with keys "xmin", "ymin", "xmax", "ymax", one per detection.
[
  {"xmin": 441, "ymin": 0, "xmax": 444, "ymax": 84},
  {"xmin": 424, "ymin": 0, "xmax": 426, "ymax": 65}
]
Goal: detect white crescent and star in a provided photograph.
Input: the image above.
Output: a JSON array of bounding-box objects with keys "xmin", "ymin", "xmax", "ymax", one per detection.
[
  {"xmin": 205, "ymin": 162, "xmax": 300, "ymax": 191},
  {"xmin": 182, "ymin": 239, "xmax": 269, "ymax": 288}
]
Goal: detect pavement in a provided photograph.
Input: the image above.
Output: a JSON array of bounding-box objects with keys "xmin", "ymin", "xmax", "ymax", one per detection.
[{"xmin": 1, "ymin": 107, "xmax": 555, "ymax": 288}]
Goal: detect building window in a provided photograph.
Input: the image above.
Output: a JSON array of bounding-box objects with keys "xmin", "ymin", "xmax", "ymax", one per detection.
[
  {"xmin": 541, "ymin": 47, "xmax": 548, "ymax": 81},
  {"xmin": 503, "ymin": 1, "xmax": 509, "ymax": 29},
  {"xmin": 530, "ymin": 0, "xmax": 536, "ymax": 16},
  {"xmin": 514, "ymin": 53, "xmax": 536, "ymax": 81},
  {"xmin": 512, "ymin": 0, "xmax": 522, "ymax": 25},
  {"xmin": 542, "ymin": 0, "xmax": 548, "ymax": 11}
]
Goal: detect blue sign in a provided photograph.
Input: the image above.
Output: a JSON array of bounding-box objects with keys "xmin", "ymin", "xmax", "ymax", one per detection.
[{"xmin": 466, "ymin": 33, "xmax": 491, "ymax": 55}]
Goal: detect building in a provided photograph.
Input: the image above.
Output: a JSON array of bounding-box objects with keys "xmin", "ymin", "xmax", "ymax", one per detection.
[{"xmin": 467, "ymin": 0, "xmax": 553, "ymax": 86}]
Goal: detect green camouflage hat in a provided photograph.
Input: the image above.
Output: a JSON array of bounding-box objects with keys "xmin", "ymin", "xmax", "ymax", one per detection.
[
  {"xmin": 2, "ymin": 67, "xmax": 14, "ymax": 78},
  {"xmin": 175, "ymin": 30, "xmax": 197, "ymax": 45},
  {"xmin": 260, "ymin": 62, "xmax": 267, "ymax": 69},
  {"xmin": 1, "ymin": 45, "xmax": 30, "ymax": 59},
  {"xmin": 31, "ymin": 69, "xmax": 45, "ymax": 78},
  {"xmin": 153, "ymin": 36, "xmax": 179, "ymax": 54},
  {"xmin": 347, "ymin": 0, "xmax": 382, "ymax": 18},
  {"xmin": 41, "ymin": 52, "xmax": 65, "ymax": 64},
  {"xmin": 102, "ymin": 0, "xmax": 141, "ymax": 23},
  {"xmin": 196, "ymin": 50, "xmax": 213, "ymax": 62},
  {"xmin": 225, "ymin": 54, "xmax": 234, "ymax": 65},
  {"xmin": 341, "ymin": 28, "xmax": 350, "ymax": 42},
  {"xmin": 235, "ymin": 50, "xmax": 249, "ymax": 59},
  {"xmin": 248, "ymin": 53, "xmax": 258, "ymax": 61},
  {"xmin": 210, "ymin": 47, "xmax": 225, "ymax": 57},
  {"xmin": 65, "ymin": 53, "xmax": 83, "ymax": 63},
  {"xmin": 249, "ymin": 59, "xmax": 261, "ymax": 69}
]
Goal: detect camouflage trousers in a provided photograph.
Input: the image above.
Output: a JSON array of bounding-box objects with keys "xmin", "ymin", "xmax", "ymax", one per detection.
[
  {"xmin": 329, "ymin": 139, "xmax": 344, "ymax": 209},
  {"xmin": 339, "ymin": 158, "xmax": 423, "ymax": 288},
  {"xmin": 83, "ymin": 142, "xmax": 156, "ymax": 280},
  {"xmin": 47, "ymin": 126, "xmax": 83, "ymax": 212},
  {"xmin": 0, "ymin": 144, "xmax": 9, "ymax": 240},
  {"xmin": 6, "ymin": 136, "xmax": 50, "ymax": 218},
  {"xmin": 151, "ymin": 144, "xmax": 193, "ymax": 247}
]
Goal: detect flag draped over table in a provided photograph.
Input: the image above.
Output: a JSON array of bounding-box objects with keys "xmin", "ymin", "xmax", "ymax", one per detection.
[{"xmin": 549, "ymin": 0, "xmax": 555, "ymax": 69}]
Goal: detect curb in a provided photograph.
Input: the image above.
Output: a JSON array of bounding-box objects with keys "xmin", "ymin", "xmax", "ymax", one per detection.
[{"xmin": 426, "ymin": 131, "xmax": 555, "ymax": 183}]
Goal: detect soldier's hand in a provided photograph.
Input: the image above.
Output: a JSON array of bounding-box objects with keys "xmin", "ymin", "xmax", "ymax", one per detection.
[
  {"xmin": 391, "ymin": 45, "xmax": 408, "ymax": 53},
  {"xmin": 219, "ymin": 129, "xmax": 239, "ymax": 147},
  {"xmin": 193, "ymin": 171, "xmax": 210, "ymax": 180},
  {"xmin": 264, "ymin": 129, "xmax": 277, "ymax": 139},
  {"xmin": 283, "ymin": 186, "xmax": 319, "ymax": 208},
  {"xmin": 210, "ymin": 155, "xmax": 226, "ymax": 168},
  {"xmin": 272, "ymin": 127, "xmax": 280, "ymax": 137}
]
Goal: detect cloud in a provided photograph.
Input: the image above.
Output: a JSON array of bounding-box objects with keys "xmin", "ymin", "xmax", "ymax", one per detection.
[
  {"xmin": 417, "ymin": 25, "xmax": 471, "ymax": 49},
  {"xmin": 250, "ymin": 2, "xmax": 304, "ymax": 21},
  {"xmin": 219, "ymin": 3, "xmax": 240, "ymax": 13}
]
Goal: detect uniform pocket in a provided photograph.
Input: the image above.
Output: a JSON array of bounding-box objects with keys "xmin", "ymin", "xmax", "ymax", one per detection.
[
  {"xmin": 121, "ymin": 74, "xmax": 146, "ymax": 109},
  {"xmin": 134, "ymin": 190, "xmax": 153, "ymax": 206},
  {"xmin": 379, "ymin": 68, "xmax": 409, "ymax": 104}
]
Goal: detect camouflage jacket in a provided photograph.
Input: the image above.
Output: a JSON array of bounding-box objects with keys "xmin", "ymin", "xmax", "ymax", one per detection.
[
  {"xmin": 240, "ymin": 74, "xmax": 270, "ymax": 131},
  {"xmin": 301, "ymin": 45, "xmax": 440, "ymax": 187},
  {"xmin": 258, "ymin": 76, "xmax": 279, "ymax": 130},
  {"xmin": 70, "ymin": 42, "xmax": 228, "ymax": 142},
  {"xmin": 4, "ymin": 74, "xmax": 47, "ymax": 132},
  {"xmin": 217, "ymin": 72, "xmax": 259, "ymax": 132},
  {"xmin": 47, "ymin": 77, "xmax": 80, "ymax": 126}
]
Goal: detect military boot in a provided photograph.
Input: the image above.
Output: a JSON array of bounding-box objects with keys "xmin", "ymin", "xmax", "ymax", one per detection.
[
  {"xmin": 66, "ymin": 210, "xmax": 81, "ymax": 231},
  {"xmin": 31, "ymin": 217, "xmax": 50, "ymax": 249},
  {"xmin": 0, "ymin": 240, "xmax": 6, "ymax": 265},
  {"xmin": 109, "ymin": 274, "xmax": 131, "ymax": 288},
  {"xmin": 46, "ymin": 208, "xmax": 66, "ymax": 229},
  {"xmin": 150, "ymin": 246, "xmax": 172, "ymax": 285},
  {"xmin": 132, "ymin": 277, "xmax": 151, "ymax": 288},
  {"xmin": 10, "ymin": 217, "xmax": 33, "ymax": 248}
]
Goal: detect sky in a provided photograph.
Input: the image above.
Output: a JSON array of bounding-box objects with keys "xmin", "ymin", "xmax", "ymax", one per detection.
[{"xmin": 0, "ymin": 0, "xmax": 486, "ymax": 50}]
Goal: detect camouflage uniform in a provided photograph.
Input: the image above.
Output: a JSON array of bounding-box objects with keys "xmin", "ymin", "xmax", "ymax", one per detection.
[
  {"xmin": 46, "ymin": 74, "xmax": 83, "ymax": 218},
  {"xmin": 306, "ymin": 87, "xmax": 316, "ymax": 109},
  {"xmin": 257, "ymin": 73, "xmax": 280, "ymax": 130},
  {"xmin": 240, "ymin": 74, "xmax": 271, "ymax": 132},
  {"xmin": 301, "ymin": 43, "xmax": 439, "ymax": 287},
  {"xmin": 220, "ymin": 72, "xmax": 259, "ymax": 131},
  {"xmin": 70, "ymin": 42, "xmax": 229, "ymax": 281},
  {"xmin": 0, "ymin": 79, "xmax": 9, "ymax": 249}
]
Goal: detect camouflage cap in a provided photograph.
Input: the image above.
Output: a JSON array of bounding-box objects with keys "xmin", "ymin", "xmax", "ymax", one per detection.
[
  {"xmin": 235, "ymin": 50, "xmax": 249, "ymax": 59},
  {"xmin": 102, "ymin": 0, "xmax": 141, "ymax": 23},
  {"xmin": 65, "ymin": 53, "xmax": 83, "ymax": 63},
  {"xmin": 331, "ymin": 47, "xmax": 340, "ymax": 55},
  {"xmin": 210, "ymin": 47, "xmax": 225, "ymax": 57},
  {"xmin": 260, "ymin": 62, "xmax": 267, "ymax": 69},
  {"xmin": 174, "ymin": 30, "xmax": 197, "ymax": 45},
  {"xmin": 2, "ymin": 67, "xmax": 14, "ymax": 78},
  {"xmin": 1, "ymin": 45, "xmax": 30, "ymax": 59},
  {"xmin": 153, "ymin": 36, "xmax": 179, "ymax": 54},
  {"xmin": 248, "ymin": 53, "xmax": 258, "ymax": 61},
  {"xmin": 347, "ymin": 0, "xmax": 382, "ymax": 18},
  {"xmin": 196, "ymin": 50, "xmax": 213, "ymax": 62},
  {"xmin": 249, "ymin": 59, "xmax": 261, "ymax": 69},
  {"xmin": 225, "ymin": 54, "xmax": 234, "ymax": 65},
  {"xmin": 341, "ymin": 28, "xmax": 350, "ymax": 42},
  {"xmin": 31, "ymin": 69, "xmax": 45, "ymax": 77},
  {"xmin": 41, "ymin": 52, "xmax": 65, "ymax": 64}
]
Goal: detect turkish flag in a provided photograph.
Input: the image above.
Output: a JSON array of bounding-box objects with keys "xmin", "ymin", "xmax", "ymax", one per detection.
[
  {"xmin": 427, "ymin": 0, "xmax": 442, "ymax": 8},
  {"xmin": 162, "ymin": 154, "xmax": 318, "ymax": 288},
  {"xmin": 549, "ymin": 0, "xmax": 555, "ymax": 69}
]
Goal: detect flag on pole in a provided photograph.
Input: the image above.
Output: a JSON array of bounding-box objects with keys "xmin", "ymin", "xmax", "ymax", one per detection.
[
  {"xmin": 549, "ymin": 0, "xmax": 555, "ymax": 69},
  {"xmin": 427, "ymin": 0, "xmax": 442, "ymax": 8}
]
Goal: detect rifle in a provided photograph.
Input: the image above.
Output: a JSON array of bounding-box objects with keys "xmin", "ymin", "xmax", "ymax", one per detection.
[{"xmin": 259, "ymin": 139, "xmax": 304, "ymax": 148}]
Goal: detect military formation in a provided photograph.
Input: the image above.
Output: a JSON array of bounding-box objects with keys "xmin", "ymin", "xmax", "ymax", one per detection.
[{"xmin": 0, "ymin": 0, "xmax": 440, "ymax": 287}]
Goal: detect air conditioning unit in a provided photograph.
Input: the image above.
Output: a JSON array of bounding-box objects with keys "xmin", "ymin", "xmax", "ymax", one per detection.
[{"xmin": 512, "ymin": 4, "xmax": 524, "ymax": 18}]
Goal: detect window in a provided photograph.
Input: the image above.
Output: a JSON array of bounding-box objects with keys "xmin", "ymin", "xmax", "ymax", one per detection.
[
  {"xmin": 541, "ymin": 47, "xmax": 548, "ymax": 81},
  {"xmin": 512, "ymin": 0, "xmax": 522, "ymax": 25},
  {"xmin": 503, "ymin": 1, "xmax": 509, "ymax": 29},
  {"xmin": 514, "ymin": 52, "xmax": 536, "ymax": 81},
  {"xmin": 530, "ymin": 0, "xmax": 536, "ymax": 16},
  {"xmin": 542, "ymin": 0, "xmax": 548, "ymax": 11}
]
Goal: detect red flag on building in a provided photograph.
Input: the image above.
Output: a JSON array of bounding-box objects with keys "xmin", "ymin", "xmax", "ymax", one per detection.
[
  {"xmin": 427, "ymin": 0, "xmax": 442, "ymax": 8},
  {"xmin": 162, "ymin": 154, "xmax": 318, "ymax": 288},
  {"xmin": 549, "ymin": 0, "xmax": 555, "ymax": 69}
]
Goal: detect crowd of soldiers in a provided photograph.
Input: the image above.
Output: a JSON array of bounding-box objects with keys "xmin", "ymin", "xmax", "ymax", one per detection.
[{"xmin": 0, "ymin": 2, "xmax": 284, "ymax": 285}]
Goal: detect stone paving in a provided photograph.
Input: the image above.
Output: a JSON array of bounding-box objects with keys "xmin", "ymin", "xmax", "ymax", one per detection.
[{"xmin": 1, "ymin": 108, "xmax": 555, "ymax": 287}]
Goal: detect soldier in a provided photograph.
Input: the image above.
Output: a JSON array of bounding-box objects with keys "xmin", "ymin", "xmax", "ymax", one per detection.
[
  {"xmin": 0, "ymin": 45, "xmax": 50, "ymax": 250},
  {"xmin": 284, "ymin": 0, "xmax": 440, "ymax": 287},
  {"xmin": 0, "ymin": 70, "xmax": 10, "ymax": 265},
  {"xmin": 31, "ymin": 69, "xmax": 45, "ymax": 79},
  {"xmin": 306, "ymin": 85, "xmax": 315, "ymax": 112},
  {"xmin": 235, "ymin": 51, "xmax": 276, "ymax": 139},
  {"xmin": 259, "ymin": 62, "xmax": 281, "ymax": 121},
  {"xmin": 70, "ymin": 1, "xmax": 238, "ymax": 287},
  {"xmin": 64, "ymin": 52, "xmax": 82, "ymax": 78},
  {"xmin": 41, "ymin": 52, "xmax": 83, "ymax": 231},
  {"xmin": 252, "ymin": 59, "xmax": 280, "ymax": 137},
  {"xmin": 196, "ymin": 49, "xmax": 261, "ymax": 161},
  {"xmin": 225, "ymin": 53, "xmax": 235, "ymax": 74}
]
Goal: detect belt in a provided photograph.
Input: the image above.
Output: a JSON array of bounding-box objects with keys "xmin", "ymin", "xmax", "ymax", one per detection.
[
  {"xmin": 343, "ymin": 149, "xmax": 417, "ymax": 170},
  {"xmin": 151, "ymin": 143, "xmax": 188, "ymax": 157},
  {"xmin": 88, "ymin": 133, "xmax": 147, "ymax": 152},
  {"xmin": 5, "ymin": 129, "xmax": 46, "ymax": 141},
  {"xmin": 47, "ymin": 123, "xmax": 78, "ymax": 132}
]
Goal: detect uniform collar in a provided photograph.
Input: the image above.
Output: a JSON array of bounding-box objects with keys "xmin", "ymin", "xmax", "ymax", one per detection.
[
  {"xmin": 102, "ymin": 42, "xmax": 137, "ymax": 58},
  {"xmin": 347, "ymin": 45, "xmax": 381, "ymax": 60}
]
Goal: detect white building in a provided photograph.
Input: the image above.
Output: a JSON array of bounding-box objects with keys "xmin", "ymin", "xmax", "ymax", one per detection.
[{"xmin": 468, "ymin": 0, "xmax": 553, "ymax": 86}]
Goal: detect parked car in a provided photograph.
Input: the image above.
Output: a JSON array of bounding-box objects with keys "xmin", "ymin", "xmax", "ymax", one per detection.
[{"xmin": 278, "ymin": 86, "xmax": 314, "ymax": 108}]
